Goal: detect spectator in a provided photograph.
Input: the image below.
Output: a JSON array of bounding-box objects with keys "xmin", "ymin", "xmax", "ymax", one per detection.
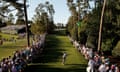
[
  {"xmin": 0, "ymin": 34, "xmax": 46, "ymax": 72},
  {"xmin": 115, "ymin": 64, "xmax": 119, "ymax": 72},
  {"xmin": 0, "ymin": 65, "xmax": 2, "ymax": 72},
  {"xmin": 67, "ymin": 36, "xmax": 120, "ymax": 72},
  {"xmin": 86, "ymin": 65, "xmax": 91, "ymax": 72},
  {"xmin": 98, "ymin": 63, "xmax": 107, "ymax": 72},
  {"xmin": 11, "ymin": 65, "xmax": 17, "ymax": 72},
  {"xmin": 87, "ymin": 58, "xmax": 95, "ymax": 72}
]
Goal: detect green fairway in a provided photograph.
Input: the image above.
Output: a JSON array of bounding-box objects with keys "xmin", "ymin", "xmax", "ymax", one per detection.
[
  {"xmin": 0, "ymin": 33, "xmax": 27, "ymax": 59},
  {"xmin": 0, "ymin": 39, "xmax": 27, "ymax": 59},
  {"xmin": 25, "ymin": 34, "xmax": 87, "ymax": 72},
  {"xmin": 0, "ymin": 33, "xmax": 17, "ymax": 39}
]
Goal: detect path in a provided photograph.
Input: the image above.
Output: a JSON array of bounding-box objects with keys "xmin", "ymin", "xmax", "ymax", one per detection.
[{"xmin": 25, "ymin": 34, "xmax": 87, "ymax": 72}]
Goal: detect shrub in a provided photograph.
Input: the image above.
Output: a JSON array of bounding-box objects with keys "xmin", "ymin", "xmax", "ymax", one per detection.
[
  {"xmin": 101, "ymin": 39, "xmax": 112, "ymax": 51},
  {"xmin": 112, "ymin": 41, "xmax": 120, "ymax": 57}
]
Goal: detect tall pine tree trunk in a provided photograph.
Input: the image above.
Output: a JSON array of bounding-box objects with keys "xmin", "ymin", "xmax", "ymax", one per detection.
[
  {"xmin": 97, "ymin": 0, "xmax": 106, "ymax": 52},
  {"xmin": 24, "ymin": 0, "xmax": 30, "ymax": 47}
]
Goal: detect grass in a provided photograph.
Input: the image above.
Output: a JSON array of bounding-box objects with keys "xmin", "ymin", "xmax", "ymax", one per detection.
[
  {"xmin": 0, "ymin": 33, "xmax": 27, "ymax": 59},
  {"xmin": 25, "ymin": 31, "xmax": 87, "ymax": 72},
  {"xmin": 0, "ymin": 33, "xmax": 17, "ymax": 39},
  {"xmin": 0, "ymin": 31, "xmax": 87, "ymax": 72}
]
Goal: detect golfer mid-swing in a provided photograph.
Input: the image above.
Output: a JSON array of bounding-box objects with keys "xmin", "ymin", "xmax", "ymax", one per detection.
[{"xmin": 62, "ymin": 52, "xmax": 67, "ymax": 65}]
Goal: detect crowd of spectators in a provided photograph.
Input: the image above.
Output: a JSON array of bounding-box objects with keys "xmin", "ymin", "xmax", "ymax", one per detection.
[
  {"xmin": 68, "ymin": 35, "xmax": 120, "ymax": 72},
  {"xmin": 0, "ymin": 34, "xmax": 46, "ymax": 72}
]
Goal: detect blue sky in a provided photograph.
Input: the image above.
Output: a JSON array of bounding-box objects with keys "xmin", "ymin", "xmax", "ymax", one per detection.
[
  {"xmin": 27, "ymin": 0, "xmax": 94, "ymax": 25},
  {"xmin": 27, "ymin": 0, "xmax": 70, "ymax": 24}
]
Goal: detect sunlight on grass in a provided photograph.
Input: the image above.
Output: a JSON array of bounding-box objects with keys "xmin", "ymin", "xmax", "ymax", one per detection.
[
  {"xmin": 0, "ymin": 33, "xmax": 17, "ymax": 39},
  {"xmin": 0, "ymin": 39, "xmax": 27, "ymax": 59},
  {"xmin": 0, "ymin": 33, "xmax": 27, "ymax": 59}
]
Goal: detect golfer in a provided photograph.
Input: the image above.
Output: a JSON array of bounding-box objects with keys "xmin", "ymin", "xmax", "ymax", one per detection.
[{"xmin": 62, "ymin": 52, "xmax": 67, "ymax": 65}]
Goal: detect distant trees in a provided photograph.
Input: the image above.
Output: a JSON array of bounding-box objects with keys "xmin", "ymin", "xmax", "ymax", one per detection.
[
  {"xmin": 0, "ymin": 21, "xmax": 6, "ymax": 28},
  {"xmin": 56, "ymin": 23, "xmax": 65, "ymax": 29},
  {"xmin": 0, "ymin": 0, "xmax": 25, "ymax": 26},
  {"xmin": 15, "ymin": 19, "xmax": 25, "ymax": 25},
  {"xmin": 30, "ymin": 1, "xmax": 55, "ymax": 35},
  {"xmin": 67, "ymin": 0, "xmax": 78, "ymax": 40},
  {"xmin": 66, "ymin": 0, "xmax": 91, "ymax": 40},
  {"xmin": 0, "ymin": 0, "xmax": 24, "ymax": 23},
  {"xmin": 66, "ymin": 0, "xmax": 120, "ymax": 55},
  {"xmin": 0, "ymin": 0, "xmax": 30, "ymax": 46},
  {"xmin": 30, "ymin": 12, "xmax": 47, "ymax": 35},
  {"xmin": 6, "ymin": 13, "xmax": 14, "ymax": 25}
]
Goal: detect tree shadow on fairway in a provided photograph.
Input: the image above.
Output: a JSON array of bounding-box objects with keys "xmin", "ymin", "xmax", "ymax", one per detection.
[
  {"xmin": 25, "ymin": 33, "xmax": 87, "ymax": 72},
  {"xmin": 25, "ymin": 64, "xmax": 86, "ymax": 72},
  {"xmin": 32, "ymin": 35, "xmax": 67, "ymax": 63}
]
